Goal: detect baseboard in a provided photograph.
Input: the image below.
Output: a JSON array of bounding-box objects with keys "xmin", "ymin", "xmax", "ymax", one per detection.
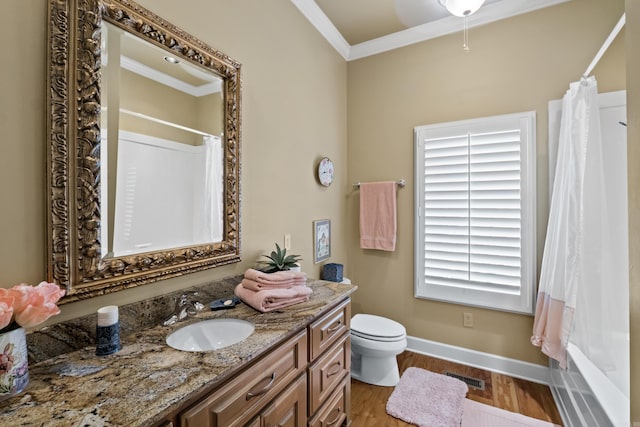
[{"xmin": 406, "ymin": 335, "xmax": 551, "ymax": 385}]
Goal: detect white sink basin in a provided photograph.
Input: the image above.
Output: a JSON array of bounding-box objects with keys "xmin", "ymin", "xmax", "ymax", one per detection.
[{"xmin": 166, "ymin": 318, "xmax": 255, "ymax": 352}]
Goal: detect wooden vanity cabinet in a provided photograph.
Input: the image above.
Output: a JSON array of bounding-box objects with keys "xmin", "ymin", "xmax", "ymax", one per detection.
[
  {"xmin": 175, "ymin": 298, "xmax": 352, "ymax": 427},
  {"xmin": 179, "ymin": 331, "xmax": 307, "ymax": 427},
  {"xmin": 308, "ymin": 298, "xmax": 351, "ymax": 426}
]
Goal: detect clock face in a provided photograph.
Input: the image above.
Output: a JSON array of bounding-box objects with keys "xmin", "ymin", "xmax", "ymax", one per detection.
[{"xmin": 318, "ymin": 157, "xmax": 334, "ymax": 187}]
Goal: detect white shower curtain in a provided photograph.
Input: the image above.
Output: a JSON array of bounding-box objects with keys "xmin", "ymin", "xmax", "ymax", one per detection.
[
  {"xmin": 200, "ymin": 135, "xmax": 223, "ymax": 243},
  {"xmin": 531, "ymin": 76, "xmax": 606, "ymax": 369}
]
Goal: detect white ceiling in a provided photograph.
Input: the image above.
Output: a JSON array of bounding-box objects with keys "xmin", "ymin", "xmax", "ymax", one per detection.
[{"xmin": 291, "ymin": 0, "xmax": 572, "ymax": 61}]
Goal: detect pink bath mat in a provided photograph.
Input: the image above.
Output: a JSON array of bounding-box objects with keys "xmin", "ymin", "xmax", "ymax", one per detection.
[
  {"xmin": 462, "ymin": 399, "xmax": 561, "ymax": 427},
  {"xmin": 386, "ymin": 367, "xmax": 469, "ymax": 427}
]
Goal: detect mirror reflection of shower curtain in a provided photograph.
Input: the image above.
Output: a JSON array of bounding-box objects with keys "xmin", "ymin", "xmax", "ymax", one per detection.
[
  {"xmin": 199, "ymin": 135, "xmax": 223, "ymax": 243},
  {"xmin": 531, "ymin": 76, "xmax": 614, "ymax": 369},
  {"xmin": 112, "ymin": 131, "xmax": 224, "ymax": 256}
]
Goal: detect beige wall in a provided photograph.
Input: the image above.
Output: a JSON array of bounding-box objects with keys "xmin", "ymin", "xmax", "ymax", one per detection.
[
  {"xmin": 196, "ymin": 92, "xmax": 224, "ymax": 138},
  {"xmin": 0, "ymin": 0, "xmax": 347, "ymax": 323},
  {"xmin": 346, "ymin": 0, "xmax": 625, "ymax": 365},
  {"xmin": 626, "ymin": 0, "xmax": 639, "ymax": 422}
]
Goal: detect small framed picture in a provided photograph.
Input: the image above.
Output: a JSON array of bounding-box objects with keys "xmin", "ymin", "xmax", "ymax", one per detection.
[{"xmin": 313, "ymin": 219, "xmax": 331, "ymax": 263}]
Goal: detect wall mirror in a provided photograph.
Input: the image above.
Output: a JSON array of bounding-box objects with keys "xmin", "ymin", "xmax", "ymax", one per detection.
[{"xmin": 47, "ymin": 0, "xmax": 242, "ymax": 303}]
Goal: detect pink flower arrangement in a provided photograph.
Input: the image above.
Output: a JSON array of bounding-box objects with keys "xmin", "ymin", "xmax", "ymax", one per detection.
[{"xmin": 0, "ymin": 282, "xmax": 66, "ymax": 332}]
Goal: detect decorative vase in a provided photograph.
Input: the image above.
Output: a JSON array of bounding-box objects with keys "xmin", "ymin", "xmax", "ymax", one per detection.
[{"xmin": 0, "ymin": 325, "xmax": 29, "ymax": 401}]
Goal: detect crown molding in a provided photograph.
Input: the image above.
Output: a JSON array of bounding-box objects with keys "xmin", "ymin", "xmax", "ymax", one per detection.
[
  {"xmin": 119, "ymin": 56, "xmax": 222, "ymax": 97},
  {"xmin": 290, "ymin": 0, "xmax": 351, "ymax": 60},
  {"xmin": 291, "ymin": 0, "xmax": 572, "ymax": 61}
]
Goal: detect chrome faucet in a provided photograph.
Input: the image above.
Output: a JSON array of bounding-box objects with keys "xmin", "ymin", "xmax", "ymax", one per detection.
[{"xmin": 163, "ymin": 291, "xmax": 205, "ymax": 326}]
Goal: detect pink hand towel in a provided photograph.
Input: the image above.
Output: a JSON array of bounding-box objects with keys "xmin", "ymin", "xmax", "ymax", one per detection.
[
  {"xmin": 241, "ymin": 278, "xmax": 307, "ymax": 292},
  {"xmin": 234, "ymin": 283, "xmax": 312, "ymax": 313},
  {"xmin": 359, "ymin": 181, "xmax": 397, "ymax": 251},
  {"xmin": 244, "ymin": 268, "xmax": 307, "ymax": 284}
]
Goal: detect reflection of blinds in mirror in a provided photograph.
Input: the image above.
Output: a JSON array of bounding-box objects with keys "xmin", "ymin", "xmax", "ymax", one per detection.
[
  {"xmin": 112, "ymin": 131, "xmax": 222, "ymax": 256},
  {"xmin": 120, "ymin": 165, "xmax": 137, "ymax": 245}
]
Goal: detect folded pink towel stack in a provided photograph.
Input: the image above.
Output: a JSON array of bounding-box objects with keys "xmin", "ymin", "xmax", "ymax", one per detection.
[
  {"xmin": 244, "ymin": 268, "xmax": 307, "ymax": 283},
  {"xmin": 235, "ymin": 269, "xmax": 312, "ymax": 312},
  {"xmin": 235, "ymin": 283, "xmax": 312, "ymax": 313},
  {"xmin": 241, "ymin": 278, "xmax": 307, "ymax": 291},
  {"xmin": 241, "ymin": 268, "xmax": 307, "ymax": 290}
]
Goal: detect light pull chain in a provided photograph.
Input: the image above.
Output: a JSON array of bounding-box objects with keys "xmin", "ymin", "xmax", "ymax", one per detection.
[{"xmin": 463, "ymin": 15, "xmax": 470, "ymax": 52}]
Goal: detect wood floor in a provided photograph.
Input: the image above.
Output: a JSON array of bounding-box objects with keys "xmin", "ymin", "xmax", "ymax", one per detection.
[{"xmin": 350, "ymin": 351, "xmax": 563, "ymax": 426}]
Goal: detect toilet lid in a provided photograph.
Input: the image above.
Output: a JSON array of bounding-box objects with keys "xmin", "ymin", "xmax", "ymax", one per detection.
[{"xmin": 351, "ymin": 314, "xmax": 406, "ymax": 340}]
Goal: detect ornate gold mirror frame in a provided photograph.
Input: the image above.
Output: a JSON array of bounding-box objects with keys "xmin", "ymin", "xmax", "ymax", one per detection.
[{"xmin": 46, "ymin": 0, "xmax": 241, "ymax": 303}]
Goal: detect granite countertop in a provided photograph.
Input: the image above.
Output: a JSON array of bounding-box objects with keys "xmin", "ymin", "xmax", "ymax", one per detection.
[{"xmin": 0, "ymin": 279, "xmax": 357, "ymax": 426}]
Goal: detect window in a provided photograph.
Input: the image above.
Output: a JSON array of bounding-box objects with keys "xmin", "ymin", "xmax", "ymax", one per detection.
[{"xmin": 414, "ymin": 112, "xmax": 536, "ymax": 314}]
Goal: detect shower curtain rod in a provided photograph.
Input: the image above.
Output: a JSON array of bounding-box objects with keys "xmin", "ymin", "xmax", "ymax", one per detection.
[
  {"xmin": 102, "ymin": 107, "xmax": 216, "ymax": 138},
  {"xmin": 583, "ymin": 13, "xmax": 625, "ymax": 78},
  {"xmin": 119, "ymin": 109, "xmax": 214, "ymax": 138}
]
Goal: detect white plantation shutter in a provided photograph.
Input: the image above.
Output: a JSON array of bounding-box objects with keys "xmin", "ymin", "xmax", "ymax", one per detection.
[{"xmin": 414, "ymin": 112, "xmax": 536, "ymax": 313}]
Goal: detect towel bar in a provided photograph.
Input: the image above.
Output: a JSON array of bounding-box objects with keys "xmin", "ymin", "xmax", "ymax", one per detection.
[{"xmin": 353, "ymin": 179, "xmax": 405, "ymax": 189}]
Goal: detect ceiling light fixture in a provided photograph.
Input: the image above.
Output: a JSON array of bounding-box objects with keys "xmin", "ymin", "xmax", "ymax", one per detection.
[
  {"xmin": 438, "ymin": 0, "xmax": 486, "ymax": 51},
  {"xmin": 438, "ymin": 0, "xmax": 485, "ymax": 17}
]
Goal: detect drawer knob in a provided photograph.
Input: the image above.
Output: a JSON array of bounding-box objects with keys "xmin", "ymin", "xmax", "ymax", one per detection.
[
  {"xmin": 246, "ymin": 372, "xmax": 277, "ymax": 400},
  {"xmin": 326, "ymin": 407, "xmax": 342, "ymax": 426}
]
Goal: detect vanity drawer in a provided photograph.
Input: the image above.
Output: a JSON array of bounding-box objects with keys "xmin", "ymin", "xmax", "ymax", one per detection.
[
  {"xmin": 180, "ymin": 330, "xmax": 307, "ymax": 427},
  {"xmin": 308, "ymin": 333, "xmax": 350, "ymax": 415},
  {"xmin": 308, "ymin": 375, "xmax": 350, "ymax": 427},
  {"xmin": 261, "ymin": 373, "xmax": 307, "ymax": 427},
  {"xmin": 309, "ymin": 298, "xmax": 350, "ymax": 361}
]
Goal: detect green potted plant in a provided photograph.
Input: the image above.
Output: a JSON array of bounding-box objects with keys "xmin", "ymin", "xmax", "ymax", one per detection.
[{"xmin": 259, "ymin": 243, "xmax": 302, "ymax": 273}]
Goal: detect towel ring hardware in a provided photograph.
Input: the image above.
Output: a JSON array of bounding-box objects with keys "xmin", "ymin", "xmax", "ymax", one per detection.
[{"xmin": 353, "ymin": 179, "xmax": 405, "ymax": 189}]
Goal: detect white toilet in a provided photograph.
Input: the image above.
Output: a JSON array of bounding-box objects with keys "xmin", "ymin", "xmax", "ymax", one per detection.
[{"xmin": 350, "ymin": 314, "xmax": 407, "ymax": 387}]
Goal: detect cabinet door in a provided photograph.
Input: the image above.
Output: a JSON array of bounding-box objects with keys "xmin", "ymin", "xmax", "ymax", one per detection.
[
  {"xmin": 261, "ymin": 374, "xmax": 307, "ymax": 427},
  {"xmin": 309, "ymin": 299, "xmax": 351, "ymax": 361}
]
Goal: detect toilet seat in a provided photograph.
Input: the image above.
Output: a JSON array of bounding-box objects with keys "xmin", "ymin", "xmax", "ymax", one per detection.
[{"xmin": 351, "ymin": 314, "xmax": 406, "ymax": 342}]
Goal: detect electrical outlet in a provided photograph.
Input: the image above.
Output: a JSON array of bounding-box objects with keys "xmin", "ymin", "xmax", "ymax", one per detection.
[
  {"xmin": 284, "ymin": 234, "xmax": 291, "ymax": 250},
  {"xmin": 463, "ymin": 312, "xmax": 474, "ymax": 328}
]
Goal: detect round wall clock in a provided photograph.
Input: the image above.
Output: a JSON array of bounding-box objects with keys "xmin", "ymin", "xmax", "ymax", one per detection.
[{"xmin": 317, "ymin": 157, "xmax": 334, "ymax": 187}]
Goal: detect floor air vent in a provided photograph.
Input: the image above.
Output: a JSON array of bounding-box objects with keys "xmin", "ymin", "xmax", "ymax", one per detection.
[{"xmin": 444, "ymin": 371, "xmax": 486, "ymax": 390}]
